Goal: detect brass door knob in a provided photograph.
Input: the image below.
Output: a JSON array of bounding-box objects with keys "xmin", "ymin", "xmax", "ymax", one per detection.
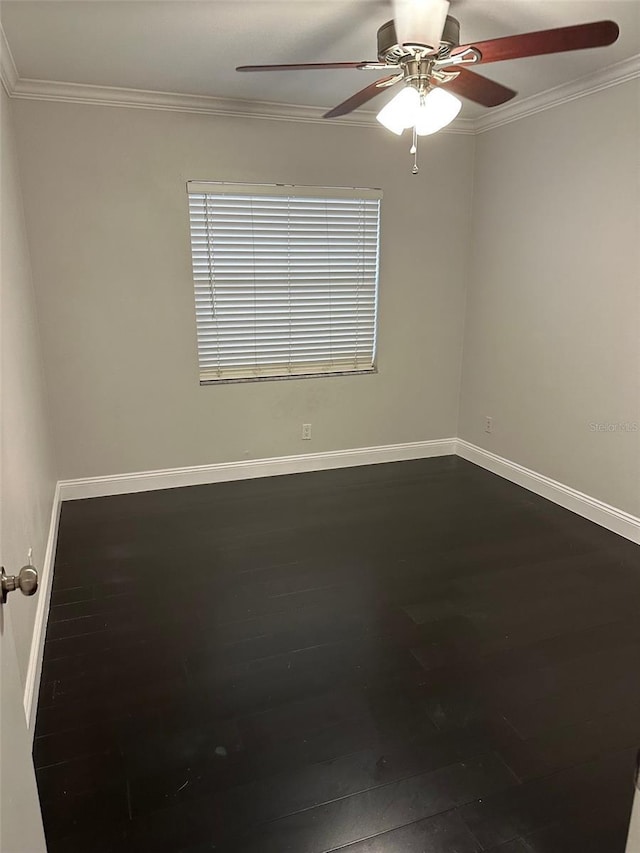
[{"xmin": 1, "ymin": 565, "xmax": 38, "ymax": 603}]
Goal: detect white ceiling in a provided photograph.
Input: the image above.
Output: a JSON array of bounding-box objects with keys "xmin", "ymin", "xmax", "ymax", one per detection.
[{"xmin": 2, "ymin": 1, "xmax": 639, "ymax": 119}]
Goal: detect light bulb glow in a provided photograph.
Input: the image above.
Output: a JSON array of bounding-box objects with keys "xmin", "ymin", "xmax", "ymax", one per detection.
[
  {"xmin": 376, "ymin": 87, "xmax": 420, "ymax": 135},
  {"xmin": 393, "ymin": 0, "xmax": 450, "ymax": 50},
  {"xmin": 376, "ymin": 85, "xmax": 462, "ymax": 137},
  {"xmin": 414, "ymin": 88, "xmax": 462, "ymax": 136}
]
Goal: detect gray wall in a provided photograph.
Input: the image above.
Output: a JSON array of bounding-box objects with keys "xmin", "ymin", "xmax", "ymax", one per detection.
[
  {"xmin": 0, "ymin": 88, "xmax": 56, "ymax": 694},
  {"xmin": 9, "ymin": 83, "xmax": 639, "ymax": 519},
  {"xmin": 627, "ymin": 786, "xmax": 640, "ymax": 853},
  {"xmin": 13, "ymin": 101, "xmax": 474, "ymax": 480},
  {"xmin": 459, "ymin": 80, "xmax": 640, "ymax": 516}
]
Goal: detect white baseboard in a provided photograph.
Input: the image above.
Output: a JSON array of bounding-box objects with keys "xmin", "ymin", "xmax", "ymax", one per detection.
[
  {"xmin": 456, "ymin": 439, "xmax": 640, "ymax": 545},
  {"xmin": 58, "ymin": 439, "xmax": 458, "ymax": 501},
  {"xmin": 58, "ymin": 438, "xmax": 640, "ymax": 544},
  {"xmin": 24, "ymin": 482, "xmax": 62, "ymax": 734}
]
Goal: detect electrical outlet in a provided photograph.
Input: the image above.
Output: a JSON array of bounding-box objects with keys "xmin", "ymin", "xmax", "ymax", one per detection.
[
  {"xmin": 485, "ymin": 416, "xmax": 493, "ymax": 434},
  {"xmin": 302, "ymin": 423, "xmax": 312, "ymax": 440}
]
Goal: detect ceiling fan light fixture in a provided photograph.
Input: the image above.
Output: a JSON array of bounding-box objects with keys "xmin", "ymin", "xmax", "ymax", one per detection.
[
  {"xmin": 414, "ymin": 87, "xmax": 462, "ymax": 135},
  {"xmin": 393, "ymin": 0, "xmax": 450, "ymax": 51},
  {"xmin": 376, "ymin": 86, "xmax": 420, "ymax": 135},
  {"xmin": 376, "ymin": 85, "xmax": 461, "ymax": 136}
]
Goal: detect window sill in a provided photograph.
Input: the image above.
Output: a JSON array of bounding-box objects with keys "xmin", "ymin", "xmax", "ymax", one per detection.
[{"xmin": 199, "ymin": 368, "xmax": 378, "ymax": 386}]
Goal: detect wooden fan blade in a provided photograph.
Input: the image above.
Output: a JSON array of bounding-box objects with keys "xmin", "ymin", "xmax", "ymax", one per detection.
[
  {"xmin": 441, "ymin": 68, "xmax": 516, "ymax": 107},
  {"xmin": 323, "ymin": 74, "xmax": 402, "ymax": 118},
  {"xmin": 451, "ymin": 20, "xmax": 619, "ymax": 65},
  {"xmin": 236, "ymin": 61, "xmax": 388, "ymax": 72}
]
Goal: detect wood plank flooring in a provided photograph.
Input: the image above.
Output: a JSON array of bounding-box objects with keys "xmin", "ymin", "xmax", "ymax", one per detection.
[{"xmin": 34, "ymin": 457, "xmax": 640, "ymax": 852}]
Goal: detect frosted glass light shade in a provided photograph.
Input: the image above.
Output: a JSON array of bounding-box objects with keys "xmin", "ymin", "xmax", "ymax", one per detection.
[
  {"xmin": 393, "ymin": 0, "xmax": 450, "ymax": 50},
  {"xmin": 414, "ymin": 87, "xmax": 462, "ymax": 135},
  {"xmin": 376, "ymin": 86, "xmax": 461, "ymax": 136},
  {"xmin": 376, "ymin": 87, "xmax": 420, "ymax": 135}
]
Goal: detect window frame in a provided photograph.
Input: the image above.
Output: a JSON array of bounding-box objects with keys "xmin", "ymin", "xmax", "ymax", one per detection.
[{"xmin": 186, "ymin": 181, "xmax": 382, "ymax": 386}]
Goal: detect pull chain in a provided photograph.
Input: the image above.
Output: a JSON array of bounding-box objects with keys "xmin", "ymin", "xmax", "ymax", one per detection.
[{"xmin": 410, "ymin": 125, "xmax": 419, "ymax": 175}]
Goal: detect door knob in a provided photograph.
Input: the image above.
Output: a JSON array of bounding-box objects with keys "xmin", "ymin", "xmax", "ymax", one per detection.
[{"xmin": 1, "ymin": 565, "xmax": 38, "ymax": 603}]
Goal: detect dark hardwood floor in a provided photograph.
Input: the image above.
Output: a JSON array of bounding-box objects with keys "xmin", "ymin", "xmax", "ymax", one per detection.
[{"xmin": 34, "ymin": 456, "xmax": 640, "ymax": 852}]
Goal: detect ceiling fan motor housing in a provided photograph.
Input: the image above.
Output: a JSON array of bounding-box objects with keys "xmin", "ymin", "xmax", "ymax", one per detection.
[{"xmin": 377, "ymin": 15, "xmax": 460, "ymax": 63}]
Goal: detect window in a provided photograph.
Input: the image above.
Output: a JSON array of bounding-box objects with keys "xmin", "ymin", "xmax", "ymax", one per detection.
[{"xmin": 187, "ymin": 182, "xmax": 382, "ymax": 383}]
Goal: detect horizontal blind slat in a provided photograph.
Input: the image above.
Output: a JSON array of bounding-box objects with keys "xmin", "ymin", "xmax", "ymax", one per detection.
[{"xmin": 188, "ymin": 187, "xmax": 380, "ymax": 381}]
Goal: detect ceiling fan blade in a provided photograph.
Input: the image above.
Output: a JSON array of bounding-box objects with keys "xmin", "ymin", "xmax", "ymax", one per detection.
[
  {"xmin": 236, "ymin": 61, "xmax": 388, "ymax": 72},
  {"xmin": 323, "ymin": 74, "xmax": 403, "ymax": 118},
  {"xmin": 451, "ymin": 20, "xmax": 619, "ymax": 65},
  {"xmin": 441, "ymin": 68, "xmax": 516, "ymax": 107}
]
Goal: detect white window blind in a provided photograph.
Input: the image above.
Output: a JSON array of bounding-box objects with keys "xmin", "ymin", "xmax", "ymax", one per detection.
[{"xmin": 187, "ymin": 182, "xmax": 382, "ymax": 383}]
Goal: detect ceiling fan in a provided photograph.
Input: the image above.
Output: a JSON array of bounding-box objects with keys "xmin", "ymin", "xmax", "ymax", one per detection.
[{"xmin": 237, "ymin": 0, "xmax": 619, "ymax": 172}]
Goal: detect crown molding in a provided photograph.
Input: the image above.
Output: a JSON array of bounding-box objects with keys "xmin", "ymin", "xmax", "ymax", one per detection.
[
  {"xmin": 475, "ymin": 53, "xmax": 640, "ymax": 134},
  {"xmin": 0, "ymin": 24, "xmax": 18, "ymax": 95},
  {"xmin": 1, "ymin": 34, "xmax": 637, "ymax": 136},
  {"xmin": 9, "ymin": 77, "xmax": 381, "ymax": 128},
  {"xmin": 3, "ymin": 75, "xmax": 476, "ymax": 134}
]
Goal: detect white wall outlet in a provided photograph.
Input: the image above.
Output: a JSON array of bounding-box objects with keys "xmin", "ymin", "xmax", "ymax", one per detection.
[
  {"xmin": 301, "ymin": 423, "xmax": 312, "ymax": 440},
  {"xmin": 485, "ymin": 416, "xmax": 493, "ymax": 434}
]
